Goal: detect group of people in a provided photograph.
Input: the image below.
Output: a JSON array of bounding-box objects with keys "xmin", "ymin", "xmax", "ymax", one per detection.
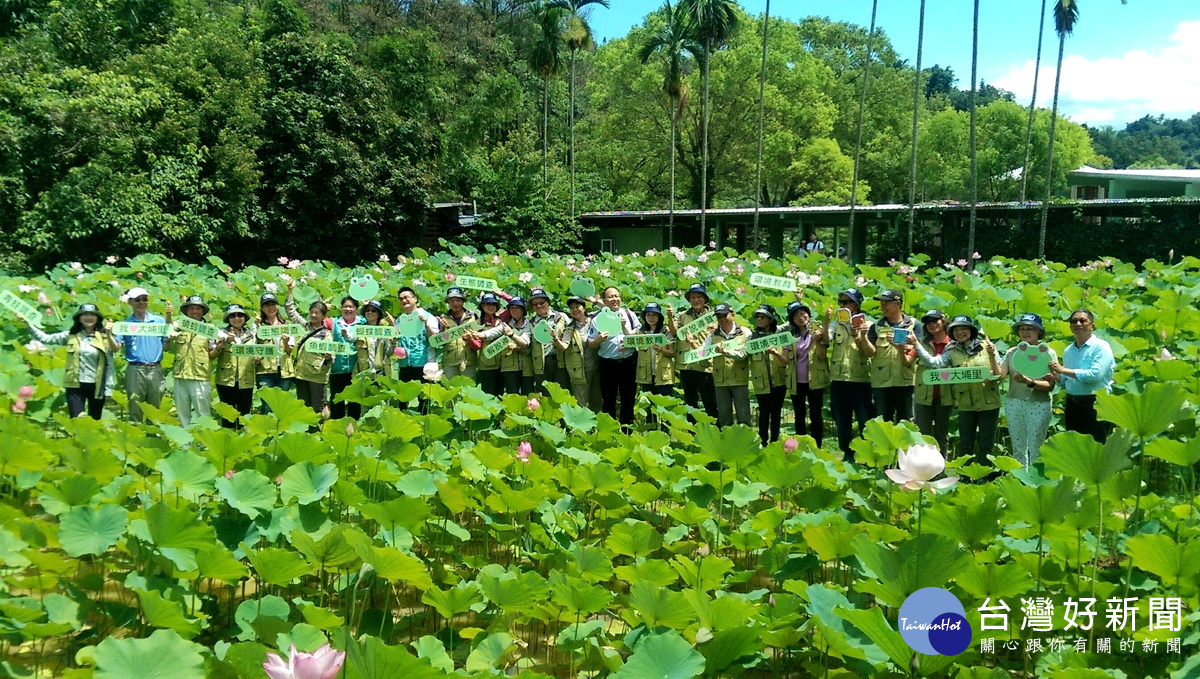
[{"xmin": 20, "ymin": 278, "xmax": 1115, "ymax": 467}]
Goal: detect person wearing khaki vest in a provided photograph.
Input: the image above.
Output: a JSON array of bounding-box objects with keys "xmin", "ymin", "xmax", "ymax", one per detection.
[
  {"xmin": 439, "ymin": 287, "xmax": 478, "ymax": 380},
  {"xmin": 214, "ymin": 304, "xmax": 257, "ymax": 428},
  {"xmin": 354, "ymin": 300, "xmax": 395, "ymax": 379},
  {"xmin": 255, "ymin": 292, "xmax": 295, "ymax": 398},
  {"xmin": 860, "ymin": 289, "xmax": 918, "ymax": 423},
  {"xmin": 285, "ymin": 282, "xmax": 333, "ymax": 415},
  {"xmin": 528, "ymin": 288, "xmax": 569, "ymax": 393},
  {"xmin": 748, "ymin": 304, "xmax": 789, "ymax": 446},
  {"xmin": 666, "ymin": 283, "xmax": 718, "ymax": 419},
  {"xmin": 500, "ymin": 298, "xmax": 534, "ymax": 395},
  {"xmin": 556, "ymin": 296, "xmax": 601, "ymax": 410},
  {"xmin": 707, "ymin": 303, "xmax": 751, "ymax": 428},
  {"xmin": 167, "ymin": 296, "xmax": 216, "ymax": 427},
  {"xmin": 25, "ymin": 303, "xmax": 119, "ymax": 419},
  {"xmin": 467, "ymin": 293, "xmax": 508, "ymax": 397},
  {"xmin": 913, "ymin": 315, "xmax": 1002, "ymax": 467},
  {"xmin": 785, "ymin": 301, "xmax": 828, "ymax": 447},
  {"xmin": 634, "ymin": 303, "xmax": 675, "ymax": 426},
  {"xmin": 913, "ymin": 310, "xmax": 954, "ymax": 455},
  {"xmin": 823, "ymin": 287, "xmax": 874, "ymax": 462}
]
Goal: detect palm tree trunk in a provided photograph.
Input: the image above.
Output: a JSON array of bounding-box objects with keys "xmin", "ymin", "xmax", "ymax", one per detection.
[
  {"xmin": 1038, "ymin": 34, "xmax": 1066, "ymax": 260},
  {"xmin": 669, "ymin": 110, "xmax": 677, "ymax": 249},
  {"xmin": 844, "ymin": 0, "xmax": 877, "ymax": 265},
  {"xmin": 543, "ymin": 79, "xmax": 550, "ymax": 193},
  {"xmin": 569, "ymin": 50, "xmax": 577, "ymax": 218},
  {"xmin": 1020, "ymin": 0, "xmax": 1048, "ymax": 203},
  {"xmin": 967, "ymin": 0, "xmax": 980, "ymax": 265},
  {"xmin": 752, "ymin": 0, "xmax": 770, "ymax": 250},
  {"xmin": 700, "ymin": 41, "xmax": 711, "ymax": 249},
  {"xmin": 906, "ymin": 0, "xmax": 927, "ymax": 258}
]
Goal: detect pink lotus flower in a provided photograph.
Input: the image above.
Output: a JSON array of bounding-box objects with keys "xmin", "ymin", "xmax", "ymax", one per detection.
[
  {"xmin": 17, "ymin": 386, "xmax": 33, "ymax": 399},
  {"xmin": 445, "ymin": 272, "xmax": 456, "ymax": 282},
  {"xmin": 225, "ymin": 469, "xmax": 235, "ymax": 479},
  {"xmin": 956, "ymin": 259, "xmax": 968, "ymax": 268},
  {"xmin": 277, "ymin": 257, "xmax": 289, "ymax": 265},
  {"xmin": 263, "ymin": 644, "xmax": 345, "ymax": 679},
  {"xmin": 516, "ymin": 441, "xmax": 532, "ymax": 463},
  {"xmin": 11, "ymin": 399, "xmax": 26, "ymax": 414},
  {"xmin": 393, "ymin": 346, "xmax": 407, "ymax": 359},
  {"xmin": 526, "ymin": 397, "xmax": 540, "ymax": 412},
  {"xmin": 885, "ymin": 443, "xmax": 957, "ymax": 494},
  {"xmin": 972, "ymin": 251, "xmax": 982, "ymax": 260},
  {"xmin": 783, "ymin": 437, "xmax": 798, "ymax": 454}
]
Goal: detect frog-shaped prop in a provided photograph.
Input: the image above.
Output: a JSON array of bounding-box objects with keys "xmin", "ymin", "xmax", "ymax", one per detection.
[
  {"xmin": 593, "ymin": 309, "xmax": 623, "ymax": 336},
  {"xmin": 569, "ymin": 278, "xmax": 596, "ymax": 299},
  {"xmin": 533, "ymin": 322, "xmax": 554, "ymax": 344},
  {"xmin": 1013, "ymin": 341, "xmax": 1051, "ymax": 378},
  {"xmin": 348, "ymin": 274, "xmax": 380, "ymax": 302},
  {"xmin": 396, "ymin": 313, "xmax": 426, "ymax": 338}
]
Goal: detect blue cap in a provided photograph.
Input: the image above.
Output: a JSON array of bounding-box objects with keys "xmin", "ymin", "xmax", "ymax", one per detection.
[
  {"xmin": 529, "ymin": 288, "xmax": 550, "ymax": 302},
  {"xmin": 479, "ymin": 293, "xmax": 499, "ymax": 307},
  {"xmin": 685, "ymin": 284, "xmax": 709, "ymax": 302},
  {"xmin": 507, "ymin": 297, "xmax": 526, "ymax": 310}
]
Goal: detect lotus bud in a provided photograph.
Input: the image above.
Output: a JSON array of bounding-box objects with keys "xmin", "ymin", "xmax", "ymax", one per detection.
[
  {"xmin": 346, "ymin": 422, "xmax": 355, "ymax": 437},
  {"xmin": 783, "ymin": 437, "xmax": 799, "ymax": 454},
  {"xmin": 1159, "ymin": 347, "xmax": 1174, "ymax": 360},
  {"xmin": 12, "ymin": 399, "xmax": 26, "ymax": 414},
  {"xmin": 697, "ymin": 543, "xmax": 710, "ymax": 557},
  {"xmin": 516, "ymin": 441, "xmax": 533, "ymax": 463},
  {"xmin": 225, "ymin": 469, "xmax": 235, "ymax": 479},
  {"xmin": 526, "ymin": 397, "xmax": 540, "ymax": 412},
  {"xmin": 394, "ymin": 346, "xmax": 407, "ymax": 359},
  {"xmin": 17, "ymin": 386, "xmax": 34, "ymax": 399}
]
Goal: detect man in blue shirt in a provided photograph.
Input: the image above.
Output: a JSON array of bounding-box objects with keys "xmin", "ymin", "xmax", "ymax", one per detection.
[
  {"xmin": 1049, "ymin": 308, "xmax": 1115, "ymax": 442},
  {"xmin": 115, "ymin": 286, "xmax": 173, "ymax": 422}
]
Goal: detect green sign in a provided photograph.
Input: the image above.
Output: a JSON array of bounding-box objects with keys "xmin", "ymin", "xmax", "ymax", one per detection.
[
  {"xmin": 749, "ymin": 272, "xmax": 798, "ymax": 292},
  {"xmin": 231, "ymin": 344, "xmax": 279, "ymax": 358},
  {"xmin": 258, "ymin": 324, "xmax": 305, "ymax": 339},
  {"xmin": 683, "ymin": 346, "xmax": 718, "ymax": 365},
  {"xmin": 746, "ymin": 330, "xmax": 794, "ymax": 355},
  {"xmin": 1013, "ymin": 341, "xmax": 1052, "ymax": 378},
  {"xmin": 532, "ymin": 322, "xmax": 554, "ymax": 344},
  {"xmin": 593, "ymin": 309, "xmax": 624, "ymax": 336},
  {"xmin": 112, "ymin": 321, "xmax": 170, "ymax": 337},
  {"xmin": 677, "ymin": 311, "xmax": 716, "ymax": 339},
  {"xmin": 348, "ymin": 274, "xmax": 380, "ymax": 302},
  {"xmin": 569, "ymin": 278, "xmax": 596, "ymax": 298},
  {"xmin": 429, "ymin": 321, "xmax": 480, "ymax": 348},
  {"xmin": 357, "ymin": 324, "xmax": 398, "ymax": 339},
  {"xmin": 625, "ymin": 333, "xmax": 668, "ymax": 349},
  {"xmin": 176, "ymin": 316, "xmax": 221, "ymax": 340},
  {"xmin": 304, "ymin": 339, "xmax": 356, "ymax": 356},
  {"xmin": 396, "ymin": 313, "xmax": 426, "ymax": 338},
  {"xmin": 482, "ymin": 335, "xmax": 513, "ymax": 360},
  {"xmin": 0, "ymin": 290, "xmax": 42, "ymax": 327},
  {"xmin": 456, "ymin": 275, "xmax": 498, "ymax": 291},
  {"xmin": 923, "ymin": 367, "xmax": 992, "ymax": 385}
]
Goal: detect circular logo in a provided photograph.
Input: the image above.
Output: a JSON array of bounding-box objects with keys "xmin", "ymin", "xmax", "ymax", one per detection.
[{"xmin": 897, "ymin": 587, "xmax": 972, "ymax": 656}]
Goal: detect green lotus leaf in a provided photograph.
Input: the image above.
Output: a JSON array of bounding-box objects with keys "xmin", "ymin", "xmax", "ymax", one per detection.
[
  {"xmin": 156, "ymin": 450, "xmax": 217, "ymax": 503},
  {"xmin": 93, "ymin": 630, "xmax": 205, "ymax": 679},
  {"xmin": 248, "ymin": 547, "xmax": 313, "ymax": 586},
  {"xmin": 465, "ymin": 632, "xmax": 514, "ymax": 674},
  {"xmin": 280, "ymin": 461, "xmax": 339, "ymax": 505},
  {"xmin": 613, "ymin": 631, "xmax": 704, "ymax": 679},
  {"xmin": 1124, "ymin": 533, "xmax": 1200, "ymax": 591},
  {"xmin": 622, "ymin": 581, "xmax": 694, "ymax": 630},
  {"xmin": 1040, "ymin": 430, "xmax": 1134, "ymax": 487},
  {"xmin": 38, "ymin": 475, "xmax": 102, "ymax": 516},
  {"xmin": 215, "ymin": 469, "xmax": 277, "ymax": 519},
  {"xmin": 1097, "ymin": 382, "xmax": 1188, "ymax": 440},
  {"xmin": 421, "ymin": 582, "xmax": 483, "ymax": 621},
  {"xmin": 58, "ymin": 505, "xmax": 127, "ymax": 557}
]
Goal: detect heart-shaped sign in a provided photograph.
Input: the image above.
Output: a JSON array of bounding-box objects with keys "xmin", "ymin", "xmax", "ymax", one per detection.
[
  {"xmin": 533, "ymin": 322, "xmax": 554, "ymax": 344},
  {"xmin": 569, "ymin": 278, "xmax": 597, "ymax": 299},
  {"xmin": 348, "ymin": 274, "xmax": 380, "ymax": 302},
  {"xmin": 593, "ymin": 309, "xmax": 623, "ymax": 336},
  {"xmin": 1014, "ymin": 341, "xmax": 1051, "ymax": 378},
  {"xmin": 396, "ymin": 313, "xmax": 425, "ymax": 338}
]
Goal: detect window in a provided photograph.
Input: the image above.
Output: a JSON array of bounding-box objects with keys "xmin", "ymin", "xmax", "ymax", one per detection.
[{"xmin": 600, "ymin": 238, "xmax": 614, "ymax": 253}]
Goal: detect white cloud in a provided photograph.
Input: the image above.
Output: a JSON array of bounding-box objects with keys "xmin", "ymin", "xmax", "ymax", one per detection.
[{"xmin": 991, "ymin": 20, "xmax": 1200, "ymax": 126}]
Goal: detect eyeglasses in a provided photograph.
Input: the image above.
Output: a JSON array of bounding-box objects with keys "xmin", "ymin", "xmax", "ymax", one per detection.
[
  {"xmin": 1069, "ymin": 318, "xmax": 1091, "ymax": 325},
  {"xmin": 131, "ymin": 296, "xmax": 149, "ymax": 302}
]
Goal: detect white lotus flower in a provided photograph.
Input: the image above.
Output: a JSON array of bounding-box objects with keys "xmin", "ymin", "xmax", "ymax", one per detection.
[{"xmin": 885, "ymin": 443, "xmax": 957, "ymax": 494}]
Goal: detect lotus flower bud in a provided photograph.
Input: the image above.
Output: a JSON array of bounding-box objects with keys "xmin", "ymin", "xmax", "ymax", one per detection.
[{"xmin": 17, "ymin": 386, "xmax": 34, "ymax": 399}]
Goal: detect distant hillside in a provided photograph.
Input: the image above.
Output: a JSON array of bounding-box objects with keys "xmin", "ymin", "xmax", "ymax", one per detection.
[{"xmin": 1088, "ymin": 114, "xmax": 1200, "ymax": 169}]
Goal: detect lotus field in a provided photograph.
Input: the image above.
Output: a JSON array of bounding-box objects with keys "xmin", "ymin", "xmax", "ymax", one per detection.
[{"xmin": 2, "ymin": 246, "xmax": 1199, "ymax": 678}]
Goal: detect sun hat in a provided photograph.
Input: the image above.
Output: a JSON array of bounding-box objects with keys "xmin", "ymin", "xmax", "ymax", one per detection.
[
  {"xmin": 127, "ymin": 287, "xmax": 150, "ymax": 300},
  {"xmin": 445, "ymin": 287, "xmax": 466, "ymax": 301},
  {"xmin": 839, "ymin": 288, "xmax": 864, "ymax": 305},
  {"xmin": 73, "ymin": 303, "xmax": 101, "ymax": 321},
  {"xmin": 260, "ymin": 293, "xmax": 279, "ymax": 305},
  {"xmin": 685, "ymin": 283, "xmax": 710, "ymax": 303},
  {"xmin": 1012, "ymin": 312, "xmax": 1045, "ymax": 338},
  {"xmin": 753, "ymin": 304, "xmax": 777, "ymax": 320},
  {"xmin": 181, "ymin": 296, "xmax": 209, "ymax": 315}
]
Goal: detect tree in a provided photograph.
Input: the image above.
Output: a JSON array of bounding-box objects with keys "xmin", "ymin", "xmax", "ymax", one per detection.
[
  {"xmin": 548, "ymin": 0, "xmax": 610, "ymax": 218},
  {"xmin": 528, "ymin": 2, "xmax": 567, "ymax": 191},
  {"xmin": 638, "ymin": 0, "xmax": 700, "ymax": 248},
  {"xmin": 967, "ymin": 0, "xmax": 980, "ymax": 262},
  {"xmin": 751, "ymin": 0, "xmax": 769, "ymax": 248},
  {"xmin": 843, "ymin": 0, "xmax": 877, "ymax": 263},
  {"xmin": 1020, "ymin": 0, "xmax": 1048, "ymax": 202},
  {"xmin": 1038, "ymin": 0, "xmax": 1077, "ymax": 260},
  {"xmin": 906, "ymin": 0, "xmax": 927, "ymax": 256},
  {"xmin": 683, "ymin": 0, "xmax": 738, "ymax": 248}
]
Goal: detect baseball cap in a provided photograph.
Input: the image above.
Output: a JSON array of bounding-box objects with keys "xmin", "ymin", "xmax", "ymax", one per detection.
[
  {"xmin": 874, "ymin": 289, "xmax": 903, "ymax": 302},
  {"xmin": 714, "ymin": 303, "xmax": 732, "ymax": 316},
  {"xmin": 127, "ymin": 287, "xmax": 150, "ymax": 300}
]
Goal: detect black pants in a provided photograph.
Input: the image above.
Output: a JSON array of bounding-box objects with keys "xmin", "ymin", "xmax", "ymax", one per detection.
[
  {"xmin": 503, "ymin": 371, "xmax": 535, "ymax": 396},
  {"xmin": 396, "ymin": 366, "xmax": 424, "ymax": 382},
  {"xmin": 535, "ymin": 358, "xmax": 570, "ymax": 395},
  {"xmin": 756, "ymin": 386, "xmax": 787, "ymax": 446},
  {"xmin": 873, "ymin": 386, "xmax": 914, "ymax": 423},
  {"xmin": 215, "ymin": 385, "xmax": 253, "ymax": 428},
  {"xmin": 792, "ymin": 384, "xmax": 825, "ymax": 447},
  {"xmin": 599, "ymin": 354, "xmax": 638, "ymax": 425},
  {"xmin": 477, "ymin": 369, "xmax": 503, "ymax": 396},
  {"xmin": 830, "ymin": 381, "xmax": 874, "ymax": 460},
  {"xmin": 1065, "ymin": 394, "xmax": 1109, "ymax": 442},
  {"xmin": 679, "ymin": 369, "xmax": 718, "ymax": 419},
  {"xmin": 296, "ymin": 379, "xmax": 326, "ymax": 413},
  {"xmin": 66, "ymin": 384, "xmax": 105, "ymax": 419},
  {"xmin": 958, "ymin": 408, "xmax": 1000, "ymax": 465},
  {"xmin": 328, "ymin": 372, "xmax": 360, "ymax": 420}
]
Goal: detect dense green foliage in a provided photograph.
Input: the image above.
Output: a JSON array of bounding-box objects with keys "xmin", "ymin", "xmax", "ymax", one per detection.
[
  {"xmin": 1088, "ymin": 114, "xmax": 1200, "ymax": 169},
  {"xmin": 0, "ymin": 0, "xmax": 1103, "ymax": 270}
]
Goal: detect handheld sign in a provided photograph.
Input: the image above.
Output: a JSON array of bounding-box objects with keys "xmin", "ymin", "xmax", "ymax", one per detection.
[
  {"xmin": 482, "ymin": 335, "xmax": 513, "ymax": 360},
  {"xmin": 396, "ymin": 313, "xmax": 426, "ymax": 338},
  {"xmin": 304, "ymin": 339, "xmax": 356, "ymax": 356},
  {"xmin": 923, "ymin": 367, "xmax": 992, "ymax": 385},
  {"xmin": 532, "ymin": 322, "xmax": 554, "ymax": 344},
  {"xmin": 348, "ymin": 274, "xmax": 380, "ymax": 302},
  {"xmin": 677, "ymin": 311, "xmax": 716, "ymax": 339},
  {"xmin": 749, "ymin": 272, "xmax": 798, "ymax": 292},
  {"xmin": 258, "ymin": 324, "xmax": 305, "ymax": 339},
  {"xmin": 0, "ymin": 290, "xmax": 42, "ymax": 327},
  {"xmin": 891, "ymin": 327, "xmax": 910, "ymax": 344},
  {"xmin": 1013, "ymin": 341, "xmax": 1052, "ymax": 378},
  {"xmin": 835, "ymin": 308, "xmax": 852, "ymax": 324},
  {"xmin": 429, "ymin": 321, "xmax": 480, "ymax": 348},
  {"xmin": 232, "ymin": 344, "xmax": 279, "ymax": 358},
  {"xmin": 357, "ymin": 324, "xmax": 398, "ymax": 339},
  {"xmin": 593, "ymin": 309, "xmax": 623, "ymax": 336},
  {"xmin": 176, "ymin": 317, "xmax": 221, "ymax": 340},
  {"xmin": 111, "ymin": 321, "xmax": 170, "ymax": 337},
  {"xmin": 746, "ymin": 330, "xmax": 794, "ymax": 355},
  {"xmin": 683, "ymin": 346, "xmax": 717, "ymax": 365},
  {"xmin": 569, "ymin": 278, "xmax": 596, "ymax": 298},
  {"xmin": 455, "ymin": 275, "xmax": 498, "ymax": 291},
  {"xmin": 625, "ymin": 333, "xmax": 667, "ymax": 349}
]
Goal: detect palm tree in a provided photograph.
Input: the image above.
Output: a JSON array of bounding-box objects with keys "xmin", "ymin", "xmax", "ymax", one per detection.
[
  {"xmin": 548, "ymin": 0, "xmax": 611, "ymax": 218},
  {"xmin": 639, "ymin": 1, "xmax": 701, "ymax": 248},
  {"xmin": 1019, "ymin": 0, "xmax": 1048, "ymax": 203},
  {"xmin": 842, "ymin": 0, "xmax": 878, "ymax": 264},
  {"xmin": 528, "ymin": 2, "xmax": 567, "ymax": 192},
  {"xmin": 906, "ymin": 0, "xmax": 927, "ymax": 258},
  {"xmin": 683, "ymin": 0, "xmax": 738, "ymax": 248},
  {"xmin": 1037, "ymin": 0, "xmax": 1078, "ymax": 260},
  {"xmin": 751, "ymin": 0, "xmax": 770, "ymax": 249},
  {"xmin": 967, "ymin": 0, "xmax": 980, "ymax": 264}
]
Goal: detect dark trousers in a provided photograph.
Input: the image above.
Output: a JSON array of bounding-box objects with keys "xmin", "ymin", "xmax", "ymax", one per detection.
[
  {"xmin": 477, "ymin": 369, "xmax": 503, "ymax": 396},
  {"xmin": 874, "ymin": 386, "xmax": 914, "ymax": 423},
  {"xmin": 914, "ymin": 397, "xmax": 953, "ymax": 455},
  {"xmin": 1065, "ymin": 394, "xmax": 1109, "ymax": 442},
  {"xmin": 296, "ymin": 379, "xmax": 326, "ymax": 413},
  {"xmin": 792, "ymin": 384, "xmax": 825, "ymax": 447},
  {"xmin": 958, "ymin": 408, "xmax": 1000, "ymax": 465},
  {"xmin": 534, "ymin": 358, "xmax": 569, "ymax": 395},
  {"xmin": 679, "ymin": 369, "xmax": 718, "ymax": 419},
  {"xmin": 756, "ymin": 386, "xmax": 787, "ymax": 446},
  {"xmin": 215, "ymin": 385, "xmax": 254, "ymax": 428},
  {"xmin": 328, "ymin": 372, "xmax": 360, "ymax": 420},
  {"xmin": 396, "ymin": 366, "xmax": 424, "ymax": 382},
  {"xmin": 503, "ymin": 371, "xmax": 535, "ymax": 396},
  {"xmin": 599, "ymin": 354, "xmax": 638, "ymax": 425},
  {"xmin": 830, "ymin": 381, "xmax": 874, "ymax": 460},
  {"xmin": 66, "ymin": 384, "xmax": 105, "ymax": 419}
]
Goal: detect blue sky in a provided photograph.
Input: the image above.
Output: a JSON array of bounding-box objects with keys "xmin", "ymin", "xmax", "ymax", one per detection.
[{"xmin": 589, "ymin": 0, "xmax": 1200, "ymax": 127}]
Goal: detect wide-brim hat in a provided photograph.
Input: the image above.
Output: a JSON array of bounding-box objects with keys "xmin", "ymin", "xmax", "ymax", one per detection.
[
  {"xmin": 507, "ymin": 297, "xmax": 527, "ymax": 310},
  {"xmin": 642, "ymin": 302, "xmax": 664, "ymax": 320},
  {"xmin": 685, "ymin": 283, "xmax": 709, "ymax": 303},
  {"xmin": 361, "ymin": 300, "xmax": 384, "ymax": 315},
  {"xmin": 223, "ymin": 304, "xmax": 248, "ymax": 322},
  {"xmin": 529, "ymin": 288, "xmax": 551, "ymax": 302},
  {"xmin": 182, "ymin": 296, "xmax": 209, "ymax": 315},
  {"xmin": 478, "ymin": 293, "xmax": 500, "ymax": 308},
  {"xmin": 1012, "ymin": 312, "xmax": 1045, "ymax": 334},
  {"xmin": 786, "ymin": 301, "xmax": 811, "ymax": 322},
  {"xmin": 73, "ymin": 303, "xmax": 101, "ymax": 321},
  {"xmin": 839, "ymin": 288, "xmax": 864, "ymax": 305},
  {"xmin": 947, "ymin": 314, "xmax": 979, "ymax": 337}
]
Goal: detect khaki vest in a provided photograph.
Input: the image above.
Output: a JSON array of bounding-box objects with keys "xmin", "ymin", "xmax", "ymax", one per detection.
[
  {"xmin": 530, "ymin": 312, "xmax": 567, "ymax": 375},
  {"xmin": 169, "ymin": 331, "xmax": 212, "ymax": 381},
  {"xmin": 294, "ymin": 328, "xmax": 331, "ymax": 383},
  {"xmin": 355, "ymin": 326, "xmax": 395, "ymax": 378},
  {"xmin": 947, "ymin": 344, "xmax": 1001, "ymax": 412},
  {"xmin": 561, "ymin": 322, "xmax": 589, "ymax": 384},
  {"xmin": 749, "ymin": 337, "xmax": 790, "ymax": 395},
  {"xmin": 673, "ymin": 307, "xmax": 714, "ymax": 372},
  {"xmin": 710, "ymin": 326, "xmax": 750, "ymax": 388},
  {"xmin": 439, "ymin": 310, "xmax": 478, "ymax": 372},
  {"xmin": 64, "ymin": 332, "xmax": 114, "ymax": 398},
  {"xmin": 215, "ymin": 330, "xmax": 257, "ymax": 387},
  {"xmin": 830, "ymin": 322, "xmax": 871, "ymax": 382},
  {"xmin": 914, "ymin": 337, "xmax": 955, "ymax": 407},
  {"xmin": 869, "ymin": 317, "xmax": 917, "ymax": 388},
  {"xmin": 476, "ymin": 319, "xmax": 506, "ymax": 371},
  {"xmin": 500, "ymin": 319, "xmax": 533, "ymax": 375},
  {"xmin": 256, "ymin": 321, "xmax": 296, "ymax": 379},
  {"xmin": 635, "ymin": 332, "xmax": 675, "ymax": 386}
]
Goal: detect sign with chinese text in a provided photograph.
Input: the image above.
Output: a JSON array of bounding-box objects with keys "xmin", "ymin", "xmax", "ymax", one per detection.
[
  {"xmin": 176, "ymin": 317, "xmax": 221, "ymax": 340},
  {"xmin": 746, "ymin": 330, "xmax": 794, "ymax": 355},
  {"xmin": 748, "ymin": 272, "xmax": 798, "ymax": 292}
]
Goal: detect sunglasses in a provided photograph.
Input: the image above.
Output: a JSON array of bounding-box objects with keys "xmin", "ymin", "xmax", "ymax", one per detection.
[
  {"xmin": 131, "ymin": 296, "xmax": 149, "ymax": 302},
  {"xmin": 1069, "ymin": 318, "xmax": 1091, "ymax": 325}
]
